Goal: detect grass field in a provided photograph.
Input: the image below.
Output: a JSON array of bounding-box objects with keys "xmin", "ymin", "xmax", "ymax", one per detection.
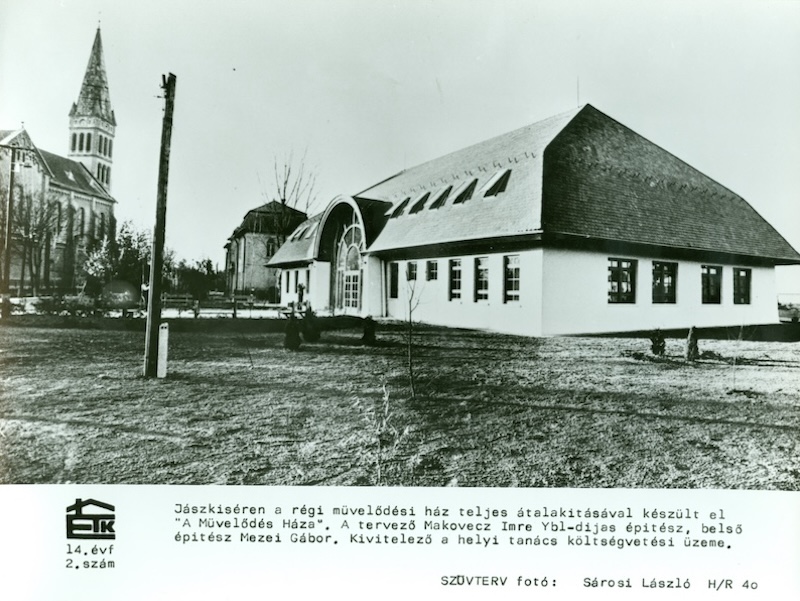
[{"xmin": 0, "ymin": 321, "xmax": 798, "ymax": 488}]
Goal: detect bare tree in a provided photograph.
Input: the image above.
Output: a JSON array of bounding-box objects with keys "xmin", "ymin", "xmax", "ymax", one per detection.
[
  {"xmin": 259, "ymin": 149, "xmax": 318, "ymax": 246},
  {"xmin": 402, "ymin": 263, "xmax": 424, "ymax": 398}
]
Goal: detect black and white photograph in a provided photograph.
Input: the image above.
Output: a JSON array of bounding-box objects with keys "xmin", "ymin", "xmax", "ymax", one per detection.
[{"xmin": 1, "ymin": 0, "xmax": 799, "ymax": 598}]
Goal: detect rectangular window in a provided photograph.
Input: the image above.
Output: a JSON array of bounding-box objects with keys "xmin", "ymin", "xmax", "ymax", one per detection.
[
  {"xmin": 652, "ymin": 261, "xmax": 677, "ymax": 304},
  {"xmin": 733, "ymin": 268, "xmax": 751, "ymax": 304},
  {"xmin": 294, "ymin": 270, "xmax": 299, "ymax": 293},
  {"xmin": 285, "ymin": 271, "xmax": 290, "ymax": 293},
  {"xmin": 389, "ymin": 262, "xmax": 399, "ymax": 299},
  {"xmin": 406, "ymin": 261, "xmax": 417, "ymax": 281},
  {"xmin": 344, "ymin": 274, "xmax": 359, "ymax": 308},
  {"xmin": 608, "ymin": 258, "xmax": 637, "ymax": 303},
  {"xmin": 426, "ymin": 260, "xmax": 438, "ymax": 281},
  {"xmin": 503, "ymin": 255, "xmax": 520, "ymax": 302},
  {"xmin": 701, "ymin": 265, "xmax": 722, "ymax": 304},
  {"xmin": 448, "ymin": 259, "xmax": 462, "ymax": 300},
  {"xmin": 474, "ymin": 257, "xmax": 489, "ymax": 301},
  {"xmin": 306, "ymin": 269, "xmax": 311, "ymax": 294}
]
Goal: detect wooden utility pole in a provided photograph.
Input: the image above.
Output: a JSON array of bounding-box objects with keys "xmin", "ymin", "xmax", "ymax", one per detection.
[
  {"xmin": 1, "ymin": 146, "xmax": 17, "ymax": 319},
  {"xmin": 144, "ymin": 73, "xmax": 177, "ymax": 377}
]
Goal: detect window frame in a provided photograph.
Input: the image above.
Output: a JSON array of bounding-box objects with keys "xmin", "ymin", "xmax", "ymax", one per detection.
[
  {"xmin": 426, "ymin": 260, "xmax": 438, "ymax": 281},
  {"xmin": 733, "ymin": 267, "xmax": 751, "ymax": 305},
  {"xmin": 701, "ymin": 264, "xmax": 722, "ymax": 304},
  {"xmin": 474, "ymin": 257, "xmax": 489, "ymax": 302},
  {"xmin": 406, "ymin": 261, "xmax": 417, "ymax": 281},
  {"xmin": 448, "ymin": 259, "xmax": 462, "ymax": 300},
  {"xmin": 389, "ymin": 262, "xmax": 399, "ymax": 299},
  {"xmin": 652, "ymin": 261, "xmax": 677, "ymax": 304},
  {"xmin": 608, "ymin": 258, "xmax": 637, "ymax": 304},
  {"xmin": 503, "ymin": 254, "xmax": 520, "ymax": 303}
]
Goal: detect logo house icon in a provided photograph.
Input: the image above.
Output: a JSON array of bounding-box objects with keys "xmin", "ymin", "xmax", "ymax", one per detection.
[{"xmin": 66, "ymin": 499, "xmax": 116, "ymax": 540}]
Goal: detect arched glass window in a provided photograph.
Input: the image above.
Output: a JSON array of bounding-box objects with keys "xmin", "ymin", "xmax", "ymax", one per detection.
[
  {"xmin": 335, "ymin": 221, "xmax": 364, "ymax": 310},
  {"xmin": 108, "ymin": 139, "xmax": 113, "ymax": 158},
  {"xmin": 71, "ymin": 134, "xmax": 77, "ymax": 151},
  {"xmin": 79, "ymin": 133, "xmax": 84, "ymax": 152},
  {"xmin": 86, "ymin": 133, "xmax": 92, "ymax": 152}
]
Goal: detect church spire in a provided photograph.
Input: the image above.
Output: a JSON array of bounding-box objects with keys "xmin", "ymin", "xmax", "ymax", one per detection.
[
  {"xmin": 69, "ymin": 27, "xmax": 115, "ymax": 125},
  {"xmin": 68, "ymin": 27, "xmax": 116, "ymax": 191}
]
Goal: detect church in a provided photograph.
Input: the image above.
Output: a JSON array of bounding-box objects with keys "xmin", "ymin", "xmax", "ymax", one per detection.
[
  {"xmin": 269, "ymin": 104, "xmax": 800, "ymax": 336},
  {"xmin": 0, "ymin": 28, "xmax": 117, "ymax": 295}
]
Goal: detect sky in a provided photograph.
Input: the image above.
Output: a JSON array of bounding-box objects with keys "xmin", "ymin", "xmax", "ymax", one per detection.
[{"xmin": 1, "ymin": 0, "xmax": 799, "ymax": 291}]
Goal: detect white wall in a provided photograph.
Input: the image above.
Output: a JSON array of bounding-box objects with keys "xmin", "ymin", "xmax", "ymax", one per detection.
[
  {"xmin": 541, "ymin": 248, "xmax": 779, "ymax": 335},
  {"xmin": 383, "ymin": 249, "xmax": 544, "ymax": 336}
]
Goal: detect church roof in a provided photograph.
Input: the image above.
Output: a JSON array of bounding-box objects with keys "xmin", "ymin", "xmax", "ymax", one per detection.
[
  {"xmin": 69, "ymin": 28, "xmax": 116, "ymax": 126},
  {"xmin": 39, "ymin": 149, "xmax": 114, "ymax": 200},
  {"xmin": 360, "ymin": 104, "xmax": 800, "ymax": 264}
]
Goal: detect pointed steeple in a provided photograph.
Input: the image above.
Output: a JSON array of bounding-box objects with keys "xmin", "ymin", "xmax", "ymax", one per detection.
[
  {"xmin": 69, "ymin": 28, "xmax": 116, "ymax": 125},
  {"xmin": 68, "ymin": 27, "xmax": 116, "ymax": 191}
]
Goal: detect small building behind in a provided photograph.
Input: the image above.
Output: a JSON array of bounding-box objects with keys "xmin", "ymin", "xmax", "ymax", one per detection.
[{"xmin": 224, "ymin": 200, "xmax": 306, "ymax": 301}]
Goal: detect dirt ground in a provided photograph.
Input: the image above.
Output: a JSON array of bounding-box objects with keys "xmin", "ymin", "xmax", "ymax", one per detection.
[{"xmin": 0, "ymin": 322, "xmax": 798, "ymax": 488}]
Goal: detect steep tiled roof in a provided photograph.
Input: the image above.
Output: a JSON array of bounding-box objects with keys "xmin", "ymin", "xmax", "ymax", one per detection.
[
  {"xmin": 542, "ymin": 106, "xmax": 800, "ymax": 263},
  {"xmin": 361, "ymin": 107, "xmax": 582, "ymax": 254},
  {"xmin": 359, "ymin": 104, "xmax": 799, "ymax": 263},
  {"xmin": 69, "ymin": 28, "xmax": 116, "ymax": 125},
  {"xmin": 39, "ymin": 149, "xmax": 113, "ymax": 200}
]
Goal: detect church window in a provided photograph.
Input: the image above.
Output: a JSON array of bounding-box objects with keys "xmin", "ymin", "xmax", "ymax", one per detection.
[
  {"xmin": 474, "ymin": 257, "xmax": 489, "ymax": 301},
  {"xmin": 79, "ymin": 133, "xmax": 85, "ymax": 152},
  {"xmin": 71, "ymin": 134, "xmax": 77, "ymax": 151},
  {"xmin": 108, "ymin": 140, "xmax": 113, "ymax": 158},
  {"xmin": 448, "ymin": 259, "xmax": 462, "ymax": 300},
  {"xmin": 106, "ymin": 166, "xmax": 111, "ymax": 184},
  {"xmin": 452, "ymin": 179, "xmax": 477, "ymax": 204},
  {"xmin": 79, "ymin": 208, "xmax": 86, "ymax": 236},
  {"xmin": 86, "ymin": 133, "xmax": 92, "ymax": 152}
]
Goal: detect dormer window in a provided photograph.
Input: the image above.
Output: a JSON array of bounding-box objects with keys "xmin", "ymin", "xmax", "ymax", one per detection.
[
  {"xmin": 483, "ymin": 169, "xmax": 511, "ymax": 197},
  {"xmin": 390, "ymin": 197, "xmax": 411, "ymax": 218},
  {"xmin": 428, "ymin": 185, "xmax": 452, "ymax": 210},
  {"xmin": 452, "ymin": 179, "xmax": 477, "ymax": 204},
  {"xmin": 409, "ymin": 192, "xmax": 430, "ymax": 214}
]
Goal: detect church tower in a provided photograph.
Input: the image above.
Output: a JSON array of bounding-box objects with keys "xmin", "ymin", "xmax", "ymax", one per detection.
[{"xmin": 68, "ymin": 27, "xmax": 116, "ymax": 191}]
